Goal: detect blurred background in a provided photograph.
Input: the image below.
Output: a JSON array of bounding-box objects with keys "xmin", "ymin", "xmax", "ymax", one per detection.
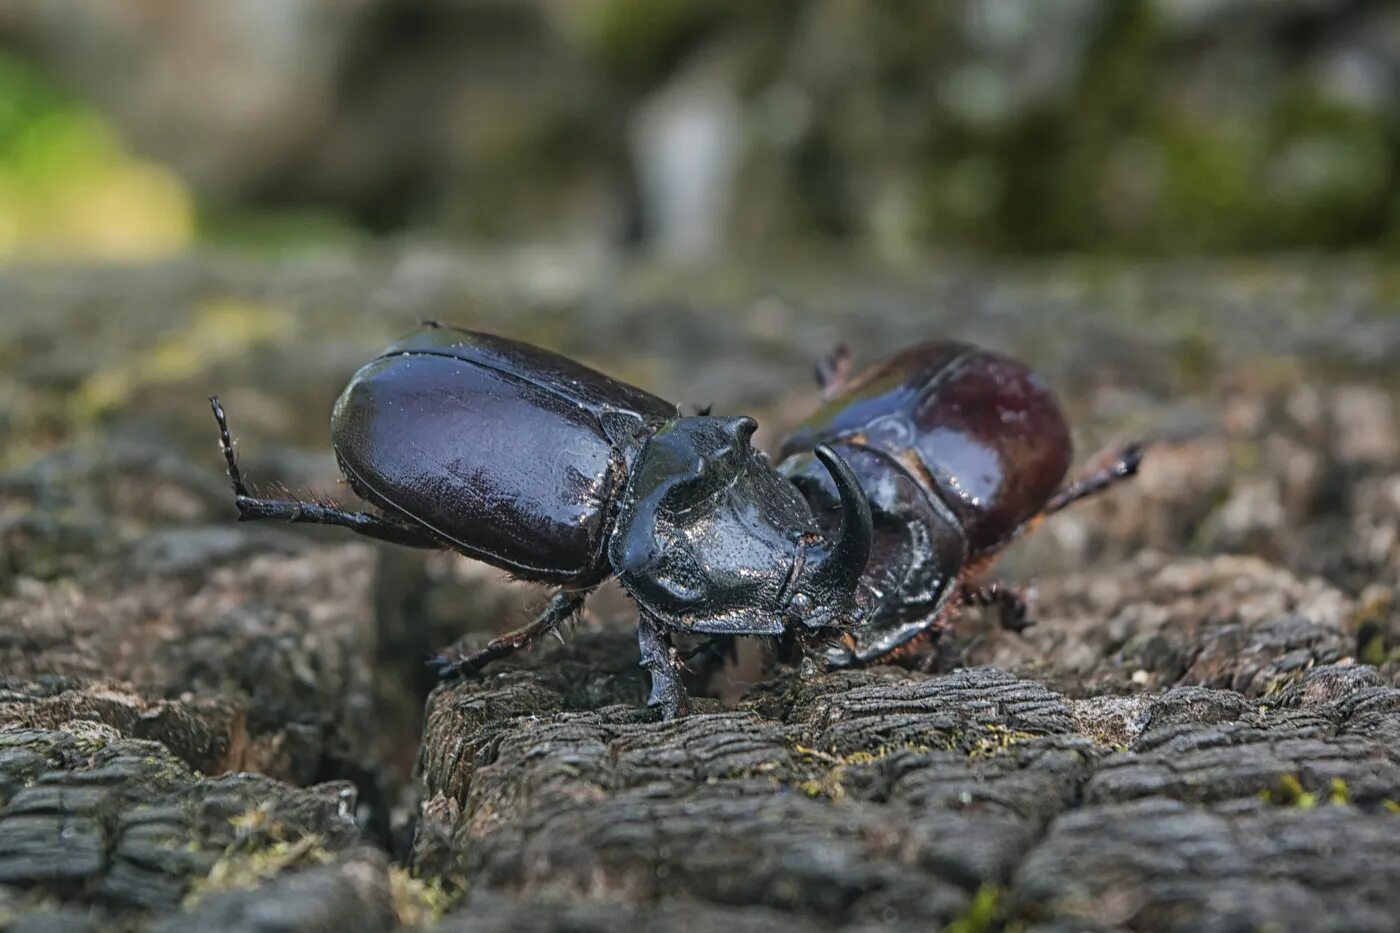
[
  {"xmin": 0, "ymin": 0, "xmax": 1399, "ymax": 262},
  {"xmin": 0, "ymin": 0, "xmax": 1398, "ymax": 858}
]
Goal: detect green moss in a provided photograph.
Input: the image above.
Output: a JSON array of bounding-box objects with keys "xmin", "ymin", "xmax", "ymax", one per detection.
[
  {"xmin": 60, "ymin": 720, "xmax": 121, "ymax": 755},
  {"xmin": 948, "ymin": 884, "xmax": 1002, "ymax": 933},
  {"xmin": 1269, "ymin": 774, "xmax": 1317, "ymax": 809},
  {"xmin": 724, "ymin": 758, "xmax": 786, "ymax": 781},
  {"xmin": 138, "ymin": 752, "xmax": 195, "ymax": 787},
  {"xmin": 1261, "ymin": 671, "xmax": 1306, "ymax": 698},
  {"xmin": 388, "ymin": 867, "xmax": 465, "ymax": 928},
  {"xmin": 184, "ymin": 835, "xmax": 335, "ymax": 907},
  {"xmin": 791, "ymin": 742, "xmax": 932, "ymax": 801},
  {"xmin": 1259, "ymin": 774, "xmax": 1351, "ymax": 810},
  {"xmin": 965, "ymin": 724, "xmax": 1037, "ymax": 760}
]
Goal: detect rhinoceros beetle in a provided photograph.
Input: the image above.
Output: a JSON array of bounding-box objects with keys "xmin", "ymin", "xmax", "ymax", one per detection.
[
  {"xmin": 209, "ymin": 324, "xmax": 1140, "ymax": 719},
  {"xmin": 777, "ymin": 343, "xmax": 1141, "ymax": 670}
]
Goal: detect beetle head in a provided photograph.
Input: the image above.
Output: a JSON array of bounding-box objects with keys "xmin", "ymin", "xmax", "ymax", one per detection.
[{"xmin": 609, "ymin": 416, "xmax": 872, "ymax": 635}]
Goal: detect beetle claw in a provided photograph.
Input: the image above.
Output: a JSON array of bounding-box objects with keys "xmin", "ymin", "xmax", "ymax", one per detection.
[
  {"xmin": 426, "ymin": 653, "xmax": 462, "ymax": 679},
  {"xmin": 427, "ymin": 647, "xmax": 481, "ymax": 680}
]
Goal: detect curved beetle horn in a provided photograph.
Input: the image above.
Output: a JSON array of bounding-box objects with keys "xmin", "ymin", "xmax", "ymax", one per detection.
[{"xmin": 807, "ymin": 444, "xmax": 873, "ymax": 593}]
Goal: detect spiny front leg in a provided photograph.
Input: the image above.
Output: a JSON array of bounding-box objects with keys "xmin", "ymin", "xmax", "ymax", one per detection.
[
  {"xmin": 637, "ymin": 615, "xmax": 690, "ymax": 721},
  {"xmin": 209, "ymin": 396, "xmax": 439, "ymax": 549},
  {"xmin": 431, "ymin": 589, "xmax": 587, "ymax": 679}
]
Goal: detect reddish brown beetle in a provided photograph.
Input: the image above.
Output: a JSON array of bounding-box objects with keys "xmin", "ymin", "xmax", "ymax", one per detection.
[{"xmin": 778, "ymin": 343, "xmax": 1142, "ymax": 668}]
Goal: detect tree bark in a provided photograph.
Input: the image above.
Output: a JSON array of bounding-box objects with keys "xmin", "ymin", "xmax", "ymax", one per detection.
[{"xmin": 2, "ymin": 253, "xmax": 1398, "ymax": 930}]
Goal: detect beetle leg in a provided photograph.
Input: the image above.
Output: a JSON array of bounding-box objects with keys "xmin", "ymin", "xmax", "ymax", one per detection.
[
  {"xmin": 814, "ymin": 344, "xmax": 853, "ymax": 401},
  {"xmin": 681, "ymin": 634, "xmax": 736, "ymax": 668},
  {"xmin": 1044, "ymin": 443, "xmax": 1145, "ymax": 515},
  {"xmin": 638, "ymin": 615, "xmax": 690, "ymax": 721},
  {"xmin": 430, "ymin": 590, "xmax": 586, "ymax": 679},
  {"xmin": 958, "ymin": 580, "xmax": 1034, "ymax": 632},
  {"xmin": 917, "ymin": 632, "xmax": 973, "ymax": 674},
  {"xmin": 231, "ymin": 497, "xmax": 442, "ymax": 548},
  {"xmin": 209, "ymin": 396, "xmax": 441, "ymax": 549}
]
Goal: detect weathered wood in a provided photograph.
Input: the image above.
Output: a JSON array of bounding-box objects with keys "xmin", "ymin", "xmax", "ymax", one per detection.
[
  {"xmin": 409, "ymin": 608, "xmax": 1400, "ymax": 931},
  {"xmin": 0, "ymin": 722, "xmax": 361, "ymax": 919},
  {"xmin": 1, "ymin": 253, "xmax": 1398, "ymax": 929},
  {"xmin": 1, "ymin": 537, "xmax": 419, "ymax": 791}
]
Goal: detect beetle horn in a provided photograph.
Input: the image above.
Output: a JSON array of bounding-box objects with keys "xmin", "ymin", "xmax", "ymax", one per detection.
[{"xmin": 807, "ymin": 444, "xmax": 873, "ymax": 595}]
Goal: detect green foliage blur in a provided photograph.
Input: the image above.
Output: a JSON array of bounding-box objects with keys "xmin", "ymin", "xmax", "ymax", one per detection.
[
  {"xmin": 2, "ymin": 0, "xmax": 1399, "ymax": 258},
  {"xmin": 0, "ymin": 53, "xmax": 192, "ymax": 260}
]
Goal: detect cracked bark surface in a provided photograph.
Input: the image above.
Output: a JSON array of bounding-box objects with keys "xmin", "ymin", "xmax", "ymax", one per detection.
[
  {"xmin": 2, "ymin": 253, "xmax": 1398, "ymax": 929},
  {"xmin": 409, "ymin": 615, "xmax": 1400, "ymax": 932},
  {"xmin": 1, "ymin": 538, "xmax": 416, "ymax": 790},
  {"xmin": 0, "ymin": 724, "xmax": 363, "ymax": 926}
]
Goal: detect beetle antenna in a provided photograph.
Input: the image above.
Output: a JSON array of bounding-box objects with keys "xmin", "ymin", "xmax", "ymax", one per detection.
[{"xmin": 209, "ymin": 396, "xmax": 251, "ymax": 499}]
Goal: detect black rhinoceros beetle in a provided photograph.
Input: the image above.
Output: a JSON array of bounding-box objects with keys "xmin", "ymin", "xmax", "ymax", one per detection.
[{"xmin": 210, "ymin": 324, "xmax": 1140, "ymax": 719}]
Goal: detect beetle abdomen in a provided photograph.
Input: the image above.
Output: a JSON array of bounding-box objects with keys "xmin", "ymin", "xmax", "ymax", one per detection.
[
  {"xmin": 780, "ymin": 342, "xmax": 1072, "ymax": 556},
  {"xmin": 332, "ymin": 328, "xmax": 673, "ymax": 584}
]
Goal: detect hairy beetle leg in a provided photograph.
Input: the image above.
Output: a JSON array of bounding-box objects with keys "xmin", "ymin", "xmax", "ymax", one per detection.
[
  {"xmin": 231, "ymin": 497, "xmax": 443, "ymax": 548},
  {"xmin": 638, "ymin": 616, "xmax": 690, "ymax": 721},
  {"xmin": 1045, "ymin": 442, "xmax": 1144, "ymax": 515},
  {"xmin": 209, "ymin": 396, "xmax": 440, "ymax": 549},
  {"xmin": 431, "ymin": 590, "xmax": 585, "ymax": 680},
  {"xmin": 210, "ymin": 395, "xmax": 252, "ymax": 498},
  {"xmin": 959, "ymin": 581, "xmax": 1033, "ymax": 632}
]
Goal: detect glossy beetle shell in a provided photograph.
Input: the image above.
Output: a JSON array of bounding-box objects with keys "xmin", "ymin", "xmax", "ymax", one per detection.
[
  {"xmin": 780, "ymin": 342, "xmax": 1071, "ymax": 556},
  {"xmin": 609, "ymin": 416, "xmax": 827, "ymax": 635},
  {"xmin": 778, "ymin": 342, "xmax": 1072, "ymax": 662},
  {"xmin": 331, "ymin": 327, "xmax": 673, "ymax": 583}
]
